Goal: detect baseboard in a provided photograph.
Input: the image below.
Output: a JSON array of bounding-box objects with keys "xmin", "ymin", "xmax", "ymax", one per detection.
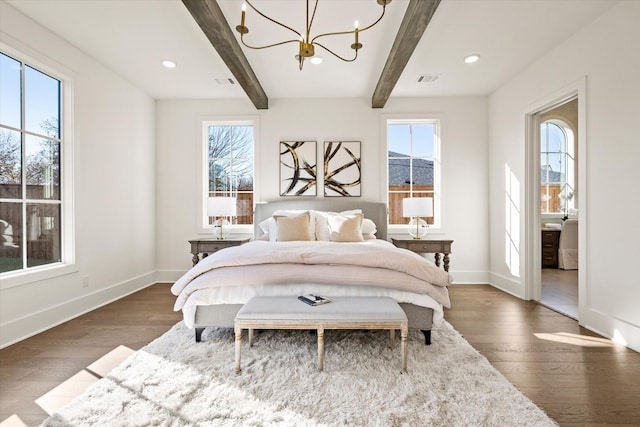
[
  {"xmin": 0, "ymin": 271, "xmax": 156, "ymax": 349},
  {"xmin": 155, "ymin": 269, "xmax": 188, "ymax": 284},
  {"xmin": 449, "ymin": 271, "xmax": 490, "ymax": 284},
  {"xmin": 580, "ymin": 306, "xmax": 640, "ymax": 354},
  {"xmin": 488, "ymin": 272, "xmax": 526, "ymax": 299}
]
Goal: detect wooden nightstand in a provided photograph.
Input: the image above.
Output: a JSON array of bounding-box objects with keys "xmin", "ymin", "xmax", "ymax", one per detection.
[
  {"xmin": 391, "ymin": 238, "xmax": 453, "ymax": 272},
  {"xmin": 541, "ymin": 229, "xmax": 561, "ymax": 268},
  {"xmin": 189, "ymin": 237, "xmax": 250, "ymax": 266}
]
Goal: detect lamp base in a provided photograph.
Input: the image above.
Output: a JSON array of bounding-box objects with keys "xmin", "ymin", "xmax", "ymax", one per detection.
[
  {"xmin": 408, "ymin": 218, "xmax": 428, "ymax": 239},
  {"xmin": 212, "ymin": 218, "xmax": 231, "ymax": 240}
]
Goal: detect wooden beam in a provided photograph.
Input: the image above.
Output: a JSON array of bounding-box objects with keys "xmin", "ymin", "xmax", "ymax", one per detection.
[
  {"xmin": 182, "ymin": 0, "xmax": 268, "ymax": 109},
  {"xmin": 371, "ymin": 0, "xmax": 440, "ymax": 109}
]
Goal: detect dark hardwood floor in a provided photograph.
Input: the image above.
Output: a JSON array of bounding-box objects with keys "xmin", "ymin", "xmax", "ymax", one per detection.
[
  {"xmin": 1, "ymin": 283, "xmax": 639, "ymax": 426},
  {"xmin": 445, "ymin": 285, "xmax": 640, "ymax": 426}
]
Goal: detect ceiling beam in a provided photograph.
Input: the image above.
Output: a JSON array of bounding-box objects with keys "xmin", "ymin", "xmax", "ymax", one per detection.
[
  {"xmin": 182, "ymin": 0, "xmax": 268, "ymax": 109},
  {"xmin": 371, "ymin": 0, "xmax": 441, "ymax": 109}
]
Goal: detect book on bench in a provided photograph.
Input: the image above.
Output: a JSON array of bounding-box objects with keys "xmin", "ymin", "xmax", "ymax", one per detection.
[{"xmin": 298, "ymin": 294, "xmax": 331, "ymax": 306}]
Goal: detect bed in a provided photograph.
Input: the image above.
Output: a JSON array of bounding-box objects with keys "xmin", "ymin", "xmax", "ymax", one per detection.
[{"xmin": 171, "ymin": 199, "xmax": 452, "ymax": 345}]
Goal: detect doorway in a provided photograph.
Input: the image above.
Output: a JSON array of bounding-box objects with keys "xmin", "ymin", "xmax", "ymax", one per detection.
[
  {"xmin": 524, "ymin": 78, "xmax": 586, "ymax": 321},
  {"xmin": 539, "ymin": 102, "xmax": 578, "ymax": 318}
]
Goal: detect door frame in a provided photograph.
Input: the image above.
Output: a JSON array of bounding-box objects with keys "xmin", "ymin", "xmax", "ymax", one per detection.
[{"xmin": 524, "ymin": 77, "xmax": 587, "ymax": 318}]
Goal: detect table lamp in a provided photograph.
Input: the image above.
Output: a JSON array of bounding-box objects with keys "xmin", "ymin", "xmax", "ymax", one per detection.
[
  {"xmin": 402, "ymin": 197, "xmax": 433, "ymax": 239},
  {"xmin": 207, "ymin": 197, "xmax": 237, "ymax": 240}
]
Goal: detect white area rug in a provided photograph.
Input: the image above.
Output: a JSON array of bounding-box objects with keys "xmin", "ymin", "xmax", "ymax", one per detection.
[{"xmin": 42, "ymin": 322, "xmax": 556, "ymax": 426}]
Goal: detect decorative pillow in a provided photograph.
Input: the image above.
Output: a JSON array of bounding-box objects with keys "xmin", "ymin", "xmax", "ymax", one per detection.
[
  {"xmin": 274, "ymin": 212, "xmax": 313, "ymax": 241},
  {"xmin": 314, "ymin": 209, "xmax": 363, "ymax": 241},
  {"xmin": 261, "ymin": 210, "xmax": 316, "ymax": 241},
  {"xmin": 327, "ymin": 213, "xmax": 364, "ymax": 242}
]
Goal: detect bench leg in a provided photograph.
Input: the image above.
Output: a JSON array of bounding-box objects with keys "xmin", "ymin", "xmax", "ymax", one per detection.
[
  {"xmin": 401, "ymin": 324, "xmax": 408, "ymax": 373},
  {"xmin": 195, "ymin": 327, "xmax": 204, "ymax": 343},
  {"xmin": 235, "ymin": 326, "xmax": 242, "ymax": 373},
  {"xmin": 248, "ymin": 328, "xmax": 254, "ymax": 347},
  {"xmin": 317, "ymin": 326, "xmax": 325, "ymax": 371}
]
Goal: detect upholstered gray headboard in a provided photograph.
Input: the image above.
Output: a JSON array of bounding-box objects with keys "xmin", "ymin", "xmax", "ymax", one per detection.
[{"xmin": 254, "ymin": 200, "xmax": 388, "ymax": 240}]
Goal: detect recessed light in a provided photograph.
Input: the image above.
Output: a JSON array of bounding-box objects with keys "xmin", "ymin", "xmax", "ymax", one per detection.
[
  {"xmin": 464, "ymin": 54, "xmax": 480, "ymax": 64},
  {"xmin": 162, "ymin": 60, "xmax": 177, "ymax": 68},
  {"xmin": 310, "ymin": 56, "xmax": 323, "ymax": 65}
]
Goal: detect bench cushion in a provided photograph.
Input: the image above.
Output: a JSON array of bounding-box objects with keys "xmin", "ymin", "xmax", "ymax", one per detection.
[{"xmin": 235, "ymin": 296, "xmax": 407, "ymax": 323}]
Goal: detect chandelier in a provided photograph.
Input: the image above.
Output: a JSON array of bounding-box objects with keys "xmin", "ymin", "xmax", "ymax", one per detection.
[{"xmin": 235, "ymin": 0, "xmax": 392, "ymax": 70}]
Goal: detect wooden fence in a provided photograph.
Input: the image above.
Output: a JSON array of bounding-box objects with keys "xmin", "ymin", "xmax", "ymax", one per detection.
[{"xmin": 388, "ymin": 185, "xmax": 434, "ymax": 225}]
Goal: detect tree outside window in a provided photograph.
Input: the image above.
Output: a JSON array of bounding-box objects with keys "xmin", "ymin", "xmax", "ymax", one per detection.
[
  {"xmin": 205, "ymin": 123, "xmax": 255, "ymax": 225},
  {"xmin": 1, "ymin": 52, "xmax": 62, "ymax": 274}
]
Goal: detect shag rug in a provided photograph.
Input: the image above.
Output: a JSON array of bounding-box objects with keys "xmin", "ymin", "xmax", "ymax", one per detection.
[{"xmin": 42, "ymin": 321, "xmax": 556, "ymax": 426}]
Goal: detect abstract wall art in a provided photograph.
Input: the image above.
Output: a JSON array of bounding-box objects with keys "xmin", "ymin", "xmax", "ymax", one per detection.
[
  {"xmin": 280, "ymin": 141, "xmax": 317, "ymax": 196},
  {"xmin": 323, "ymin": 141, "xmax": 361, "ymax": 197}
]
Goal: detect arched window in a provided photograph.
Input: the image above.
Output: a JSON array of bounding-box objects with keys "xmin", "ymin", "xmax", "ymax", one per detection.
[{"xmin": 540, "ymin": 120, "xmax": 575, "ymax": 216}]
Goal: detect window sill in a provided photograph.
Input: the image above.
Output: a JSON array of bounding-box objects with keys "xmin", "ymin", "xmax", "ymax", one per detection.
[
  {"xmin": 388, "ymin": 224, "xmax": 445, "ymax": 237},
  {"xmin": 197, "ymin": 224, "xmax": 255, "ymax": 237},
  {"xmin": 0, "ymin": 263, "xmax": 78, "ymax": 290}
]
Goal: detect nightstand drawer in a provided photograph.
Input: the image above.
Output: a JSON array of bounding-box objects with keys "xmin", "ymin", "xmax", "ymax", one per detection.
[
  {"xmin": 541, "ymin": 229, "xmax": 560, "ymax": 268},
  {"xmin": 390, "ymin": 238, "xmax": 453, "ymax": 272},
  {"xmin": 189, "ymin": 237, "xmax": 250, "ymax": 266}
]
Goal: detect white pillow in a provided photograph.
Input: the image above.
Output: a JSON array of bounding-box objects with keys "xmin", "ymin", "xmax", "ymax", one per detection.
[
  {"xmin": 275, "ymin": 212, "xmax": 313, "ymax": 241},
  {"xmin": 327, "ymin": 213, "xmax": 365, "ymax": 242},
  {"xmin": 361, "ymin": 218, "xmax": 377, "ymax": 236}
]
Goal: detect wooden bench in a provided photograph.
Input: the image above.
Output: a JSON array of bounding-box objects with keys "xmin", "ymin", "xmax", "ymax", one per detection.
[{"xmin": 234, "ymin": 296, "xmax": 408, "ymax": 373}]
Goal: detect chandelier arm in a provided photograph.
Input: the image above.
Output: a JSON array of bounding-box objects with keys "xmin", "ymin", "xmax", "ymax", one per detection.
[
  {"xmin": 307, "ymin": 0, "xmax": 319, "ymax": 41},
  {"xmin": 314, "ymin": 42, "xmax": 359, "ymax": 63},
  {"xmin": 240, "ymin": 36, "xmax": 300, "ymax": 50},
  {"xmin": 244, "ymin": 0, "xmax": 303, "ymax": 39},
  {"xmin": 310, "ymin": 4, "xmax": 387, "ymax": 45}
]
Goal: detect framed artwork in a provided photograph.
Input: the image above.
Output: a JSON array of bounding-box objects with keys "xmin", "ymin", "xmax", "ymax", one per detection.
[
  {"xmin": 324, "ymin": 141, "xmax": 361, "ymax": 197},
  {"xmin": 280, "ymin": 141, "xmax": 317, "ymax": 196}
]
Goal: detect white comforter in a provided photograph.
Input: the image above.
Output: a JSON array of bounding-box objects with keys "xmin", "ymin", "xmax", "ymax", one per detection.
[{"xmin": 172, "ymin": 240, "xmax": 452, "ymax": 328}]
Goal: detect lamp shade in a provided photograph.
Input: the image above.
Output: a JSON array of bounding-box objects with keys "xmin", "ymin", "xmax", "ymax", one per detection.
[
  {"xmin": 402, "ymin": 197, "xmax": 433, "ymax": 218},
  {"xmin": 207, "ymin": 197, "xmax": 237, "ymax": 217}
]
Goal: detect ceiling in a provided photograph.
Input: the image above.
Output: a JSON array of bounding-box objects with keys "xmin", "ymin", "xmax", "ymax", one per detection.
[{"xmin": 6, "ymin": 0, "xmax": 617, "ymax": 105}]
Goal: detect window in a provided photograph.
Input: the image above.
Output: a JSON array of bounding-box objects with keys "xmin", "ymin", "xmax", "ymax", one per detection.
[
  {"xmin": 540, "ymin": 120, "xmax": 575, "ymax": 217},
  {"xmin": 1, "ymin": 51, "xmax": 66, "ymax": 275},
  {"xmin": 203, "ymin": 121, "xmax": 255, "ymax": 227},
  {"xmin": 387, "ymin": 119, "xmax": 440, "ymax": 227}
]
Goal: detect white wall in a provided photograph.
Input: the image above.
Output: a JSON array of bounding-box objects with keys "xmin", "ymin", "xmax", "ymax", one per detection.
[
  {"xmin": 0, "ymin": 3, "xmax": 156, "ymax": 347},
  {"xmin": 155, "ymin": 97, "xmax": 489, "ymax": 283},
  {"xmin": 488, "ymin": 0, "xmax": 640, "ymax": 351}
]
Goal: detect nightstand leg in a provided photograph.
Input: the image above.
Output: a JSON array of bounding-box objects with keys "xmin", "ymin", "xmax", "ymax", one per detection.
[
  {"xmin": 434, "ymin": 253, "xmax": 441, "ymax": 268},
  {"xmin": 192, "ymin": 253, "xmax": 199, "ymax": 266},
  {"xmin": 443, "ymin": 253, "xmax": 450, "ymax": 272}
]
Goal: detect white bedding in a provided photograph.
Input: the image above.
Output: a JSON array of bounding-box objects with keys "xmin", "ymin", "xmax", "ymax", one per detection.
[{"xmin": 172, "ymin": 239, "xmax": 452, "ymax": 328}]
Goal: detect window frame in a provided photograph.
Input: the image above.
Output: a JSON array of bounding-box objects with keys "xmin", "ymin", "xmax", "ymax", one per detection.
[
  {"xmin": 199, "ymin": 117, "xmax": 259, "ymax": 236},
  {"xmin": 0, "ymin": 44, "xmax": 75, "ymax": 289},
  {"xmin": 383, "ymin": 115, "xmax": 443, "ymax": 234},
  {"xmin": 540, "ymin": 119, "xmax": 575, "ymax": 219}
]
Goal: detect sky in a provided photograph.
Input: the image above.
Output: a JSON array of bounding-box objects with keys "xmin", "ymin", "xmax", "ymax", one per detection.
[{"xmin": 1, "ymin": 52, "xmax": 61, "ymax": 142}]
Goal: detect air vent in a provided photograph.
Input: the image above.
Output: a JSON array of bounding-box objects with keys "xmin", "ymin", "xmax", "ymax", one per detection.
[
  {"xmin": 215, "ymin": 78, "xmax": 236, "ymax": 85},
  {"xmin": 417, "ymin": 74, "xmax": 440, "ymax": 83}
]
